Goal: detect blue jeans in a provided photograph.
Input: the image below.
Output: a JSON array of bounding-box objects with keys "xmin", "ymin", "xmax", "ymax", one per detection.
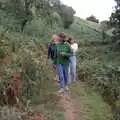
[
  {"xmin": 68, "ymin": 56, "xmax": 77, "ymax": 84},
  {"xmin": 56, "ymin": 64, "xmax": 69, "ymax": 89}
]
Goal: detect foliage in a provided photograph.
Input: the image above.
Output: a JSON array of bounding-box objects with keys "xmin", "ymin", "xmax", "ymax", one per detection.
[
  {"xmin": 71, "ymin": 84, "xmax": 112, "ymax": 120},
  {"xmin": 59, "ymin": 4, "xmax": 76, "ymax": 28},
  {"xmin": 0, "ymin": 0, "xmax": 75, "ymax": 33},
  {"xmin": 77, "ymin": 41, "xmax": 120, "ymax": 120},
  {"xmin": 0, "ymin": 48, "xmax": 5, "ymax": 58},
  {"xmin": 100, "ymin": 20, "xmax": 111, "ymax": 30},
  {"xmin": 0, "ymin": 31, "xmax": 62, "ymax": 120},
  {"xmin": 102, "ymin": 30, "xmax": 107, "ymax": 40},
  {"xmin": 86, "ymin": 15, "xmax": 99, "ymax": 23},
  {"xmin": 65, "ymin": 17, "xmax": 102, "ymax": 41},
  {"xmin": 110, "ymin": 0, "xmax": 120, "ymax": 28},
  {"xmin": 0, "ymin": 1, "xmax": 117, "ymax": 120},
  {"xmin": 0, "ymin": 106, "xmax": 22, "ymax": 120},
  {"xmin": 66, "ymin": 16, "xmax": 120, "ymax": 120},
  {"xmin": 110, "ymin": 0, "xmax": 120, "ymax": 50}
]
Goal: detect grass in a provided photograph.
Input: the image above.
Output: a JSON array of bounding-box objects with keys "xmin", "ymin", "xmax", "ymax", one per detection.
[
  {"xmin": 71, "ymin": 83, "xmax": 112, "ymax": 120},
  {"xmin": 0, "ymin": 48, "xmax": 5, "ymax": 58},
  {"xmin": 32, "ymin": 103, "xmax": 64, "ymax": 120},
  {"xmin": 0, "ymin": 32, "xmax": 64, "ymax": 120},
  {"xmin": 30, "ymin": 78, "xmax": 64, "ymax": 120},
  {"xmin": 65, "ymin": 18, "xmax": 102, "ymax": 41},
  {"xmin": 21, "ymin": 46, "xmax": 65, "ymax": 120}
]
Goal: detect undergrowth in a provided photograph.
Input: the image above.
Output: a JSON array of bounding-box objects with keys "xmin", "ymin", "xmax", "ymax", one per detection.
[
  {"xmin": 77, "ymin": 40, "xmax": 120, "ymax": 119},
  {"xmin": 0, "ymin": 48, "xmax": 5, "ymax": 58}
]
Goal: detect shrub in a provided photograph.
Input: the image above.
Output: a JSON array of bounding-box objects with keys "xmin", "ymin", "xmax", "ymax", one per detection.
[
  {"xmin": 20, "ymin": 50, "xmax": 55, "ymax": 105},
  {"xmin": 86, "ymin": 15, "xmax": 99, "ymax": 23},
  {"xmin": 0, "ymin": 106, "xmax": 22, "ymax": 120},
  {"xmin": 59, "ymin": 4, "xmax": 75, "ymax": 28},
  {"xmin": 0, "ymin": 48, "xmax": 5, "ymax": 58}
]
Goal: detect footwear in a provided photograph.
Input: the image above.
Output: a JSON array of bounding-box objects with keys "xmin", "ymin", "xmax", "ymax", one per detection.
[
  {"xmin": 54, "ymin": 75, "xmax": 59, "ymax": 81},
  {"xmin": 65, "ymin": 86, "xmax": 69, "ymax": 91},
  {"xmin": 73, "ymin": 80, "xmax": 78, "ymax": 84},
  {"xmin": 68, "ymin": 79, "xmax": 72, "ymax": 84},
  {"xmin": 73, "ymin": 79, "xmax": 77, "ymax": 82},
  {"xmin": 57, "ymin": 88, "xmax": 64, "ymax": 94}
]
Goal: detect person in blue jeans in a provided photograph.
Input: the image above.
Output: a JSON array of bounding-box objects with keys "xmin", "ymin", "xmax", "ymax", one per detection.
[
  {"xmin": 67, "ymin": 37, "xmax": 78, "ymax": 84},
  {"xmin": 53, "ymin": 33, "xmax": 72, "ymax": 93}
]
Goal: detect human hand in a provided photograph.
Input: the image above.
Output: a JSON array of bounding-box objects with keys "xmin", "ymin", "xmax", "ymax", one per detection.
[{"xmin": 60, "ymin": 52, "xmax": 65, "ymax": 56}]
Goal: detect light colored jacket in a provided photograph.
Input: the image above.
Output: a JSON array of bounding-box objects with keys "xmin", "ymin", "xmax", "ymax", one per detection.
[{"xmin": 71, "ymin": 43, "xmax": 78, "ymax": 55}]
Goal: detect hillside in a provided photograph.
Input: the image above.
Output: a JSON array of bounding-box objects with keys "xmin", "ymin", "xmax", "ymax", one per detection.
[
  {"xmin": 0, "ymin": 2, "xmax": 119, "ymax": 120},
  {"xmin": 69, "ymin": 17, "xmax": 120, "ymax": 120},
  {"xmin": 73, "ymin": 17, "xmax": 114, "ymax": 37},
  {"xmin": 65, "ymin": 17, "xmax": 102, "ymax": 41},
  {"xmin": 0, "ymin": 16, "xmax": 115, "ymax": 120}
]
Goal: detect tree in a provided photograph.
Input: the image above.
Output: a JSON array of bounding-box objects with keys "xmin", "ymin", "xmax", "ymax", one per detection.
[
  {"xmin": 0, "ymin": 0, "xmax": 33, "ymax": 32},
  {"xmin": 110, "ymin": 0, "xmax": 120, "ymax": 41},
  {"xmin": 59, "ymin": 4, "xmax": 76, "ymax": 28},
  {"xmin": 100, "ymin": 20, "xmax": 111, "ymax": 30},
  {"xmin": 110, "ymin": 0, "xmax": 120, "ymax": 27},
  {"xmin": 86, "ymin": 15, "xmax": 99, "ymax": 23},
  {"xmin": 0, "ymin": 0, "xmax": 76, "ymax": 32}
]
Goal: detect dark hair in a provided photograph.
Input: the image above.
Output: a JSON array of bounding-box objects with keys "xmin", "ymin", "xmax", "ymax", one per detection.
[
  {"xmin": 67, "ymin": 37, "xmax": 73, "ymax": 43},
  {"xmin": 58, "ymin": 32, "xmax": 66, "ymax": 39}
]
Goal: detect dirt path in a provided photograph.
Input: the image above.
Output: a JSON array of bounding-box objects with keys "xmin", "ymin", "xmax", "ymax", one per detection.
[
  {"xmin": 24, "ymin": 115, "xmax": 45, "ymax": 120},
  {"xmin": 59, "ymin": 92, "xmax": 79, "ymax": 120}
]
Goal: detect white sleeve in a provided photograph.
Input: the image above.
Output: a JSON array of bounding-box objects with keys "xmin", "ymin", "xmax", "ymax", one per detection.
[{"xmin": 71, "ymin": 43, "xmax": 78, "ymax": 53}]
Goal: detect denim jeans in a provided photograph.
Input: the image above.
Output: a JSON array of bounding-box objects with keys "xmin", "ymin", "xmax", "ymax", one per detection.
[
  {"xmin": 56, "ymin": 64, "xmax": 69, "ymax": 89},
  {"xmin": 68, "ymin": 56, "xmax": 77, "ymax": 84}
]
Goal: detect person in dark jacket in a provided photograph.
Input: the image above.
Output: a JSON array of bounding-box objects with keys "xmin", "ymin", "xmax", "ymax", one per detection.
[
  {"xmin": 48, "ymin": 35, "xmax": 60, "ymax": 60},
  {"xmin": 48, "ymin": 35, "xmax": 60, "ymax": 80},
  {"xmin": 48, "ymin": 42, "xmax": 56, "ymax": 61}
]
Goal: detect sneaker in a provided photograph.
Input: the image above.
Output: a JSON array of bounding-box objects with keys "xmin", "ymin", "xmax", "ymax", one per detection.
[
  {"xmin": 65, "ymin": 86, "xmax": 69, "ymax": 91},
  {"xmin": 54, "ymin": 75, "xmax": 59, "ymax": 81},
  {"xmin": 73, "ymin": 80, "xmax": 79, "ymax": 84},
  {"xmin": 57, "ymin": 88, "xmax": 64, "ymax": 94},
  {"xmin": 68, "ymin": 80, "xmax": 72, "ymax": 84}
]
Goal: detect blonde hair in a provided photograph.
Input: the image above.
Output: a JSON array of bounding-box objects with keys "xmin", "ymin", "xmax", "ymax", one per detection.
[{"xmin": 52, "ymin": 34, "xmax": 57, "ymax": 40}]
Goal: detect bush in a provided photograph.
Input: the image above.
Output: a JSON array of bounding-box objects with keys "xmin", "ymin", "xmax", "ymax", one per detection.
[
  {"xmin": 20, "ymin": 49, "xmax": 55, "ymax": 105},
  {"xmin": 0, "ymin": 106, "xmax": 22, "ymax": 120},
  {"xmin": 78, "ymin": 60, "xmax": 120, "ymax": 119},
  {"xmin": 0, "ymin": 48, "xmax": 5, "ymax": 58},
  {"xmin": 0, "ymin": 10, "xmax": 21, "ymax": 32},
  {"xmin": 86, "ymin": 15, "xmax": 99, "ymax": 23},
  {"xmin": 59, "ymin": 4, "xmax": 75, "ymax": 28}
]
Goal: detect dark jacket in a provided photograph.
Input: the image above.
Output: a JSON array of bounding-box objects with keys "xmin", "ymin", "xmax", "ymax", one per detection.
[
  {"xmin": 53, "ymin": 41, "xmax": 72, "ymax": 65},
  {"xmin": 48, "ymin": 43, "xmax": 56, "ymax": 60}
]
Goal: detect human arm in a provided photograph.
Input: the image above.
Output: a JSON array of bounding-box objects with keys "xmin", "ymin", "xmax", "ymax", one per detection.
[{"xmin": 60, "ymin": 43, "xmax": 72, "ymax": 57}]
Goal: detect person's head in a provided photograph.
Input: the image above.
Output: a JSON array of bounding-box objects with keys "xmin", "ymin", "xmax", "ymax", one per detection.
[
  {"xmin": 52, "ymin": 34, "xmax": 60, "ymax": 44},
  {"xmin": 58, "ymin": 32, "xmax": 66, "ymax": 42},
  {"xmin": 67, "ymin": 37, "xmax": 75, "ymax": 44}
]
